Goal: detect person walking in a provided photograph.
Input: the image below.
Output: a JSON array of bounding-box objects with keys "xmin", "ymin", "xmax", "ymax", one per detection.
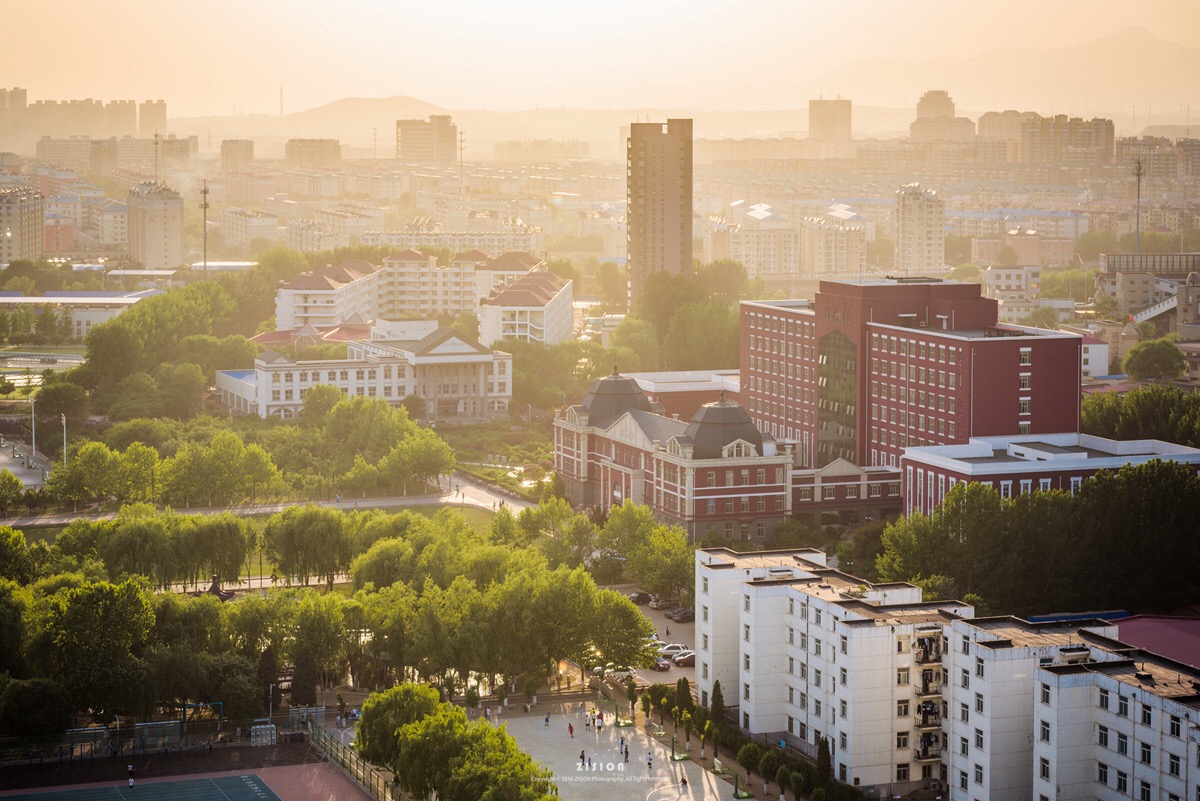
[
  {"xmin": 624, "ymin": 744, "xmax": 630, "ymax": 763},
  {"xmin": 568, "ymin": 723, "xmax": 574, "ymax": 738},
  {"xmin": 544, "ymin": 713, "xmax": 550, "ymax": 728},
  {"xmin": 619, "ymin": 735, "xmax": 625, "ymax": 752},
  {"xmin": 579, "ymin": 750, "xmax": 585, "ymax": 767},
  {"xmin": 128, "ymin": 776, "xmax": 135, "ymax": 794},
  {"xmin": 647, "ymin": 752, "xmax": 653, "ymax": 771}
]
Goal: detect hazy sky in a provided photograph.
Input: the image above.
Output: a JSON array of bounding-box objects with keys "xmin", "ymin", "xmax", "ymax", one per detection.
[{"xmin": 4, "ymin": 0, "xmax": 1198, "ymax": 116}]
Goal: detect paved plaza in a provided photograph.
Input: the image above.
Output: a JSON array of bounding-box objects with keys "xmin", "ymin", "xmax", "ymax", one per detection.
[{"xmin": 502, "ymin": 701, "xmax": 742, "ymax": 801}]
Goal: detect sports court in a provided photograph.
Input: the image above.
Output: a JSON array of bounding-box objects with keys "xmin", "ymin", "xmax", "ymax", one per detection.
[{"xmin": 0, "ymin": 774, "xmax": 280, "ymax": 801}]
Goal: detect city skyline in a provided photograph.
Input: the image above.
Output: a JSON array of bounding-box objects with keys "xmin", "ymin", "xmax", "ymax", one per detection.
[{"xmin": 3, "ymin": 0, "xmax": 1199, "ymax": 118}]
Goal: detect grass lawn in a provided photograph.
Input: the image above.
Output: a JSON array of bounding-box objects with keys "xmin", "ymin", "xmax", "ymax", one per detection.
[{"xmin": 407, "ymin": 503, "xmax": 494, "ymax": 535}]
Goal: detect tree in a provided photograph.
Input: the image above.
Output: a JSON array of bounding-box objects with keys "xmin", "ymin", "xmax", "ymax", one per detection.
[
  {"xmin": 0, "ymin": 471, "xmax": 24, "ymax": 517},
  {"xmin": 301, "ymin": 384, "xmax": 344, "ymax": 426},
  {"xmin": 0, "ymin": 678, "xmax": 73, "ymax": 737},
  {"xmin": 662, "ymin": 301, "xmax": 739, "ymax": 370},
  {"xmin": 155, "ymin": 362, "xmax": 207, "ymax": 419},
  {"xmin": 1020, "ymin": 306, "xmax": 1060, "ymax": 330},
  {"xmin": 44, "ymin": 579, "xmax": 155, "ymax": 720},
  {"xmin": 1122, "ymin": 338, "xmax": 1186, "ymax": 382},
  {"xmin": 596, "ymin": 262, "xmax": 627, "ymax": 312},
  {"xmin": 610, "ymin": 317, "xmax": 661, "ymax": 372},
  {"xmin": 738, "ymin": 742, "xmax": 764, "ymax": 782},
  {"xmin": 709, "ymin": 679, "xmax": 725, "ymax": 753},
  {"xmin": 626, "ymin": 524, "xmax": 694, "ymax": 600},
  {"xmin": 35, "ymin": 381, "xmax": 89, "ymax": 432},
  {"xmin": 758, "ymin": 748, "xmax": 784, "ymax": 794},
  {"xmin": 264, "ymin": 505, "xmax": 353, "ymax": 587},
  {"xmin": 73, "ymin": 441, "xmax": 119, "ymax": 506},
  {"xmin": 116, "ymin": 443, "xmax": 159, "ymax": 503},
  {"xmin": 995, "ymin": 245, "xmax": 1019, "ymax": 266},
  {"xmin": 356, "ymin": 683, "xmax": 441, "ymax": 768},
  {"xmin": 107, "ymin": 373, "xmax": 164, "ymax": 421}
]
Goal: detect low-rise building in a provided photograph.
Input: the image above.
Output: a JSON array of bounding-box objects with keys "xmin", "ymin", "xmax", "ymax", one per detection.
[
  {"xmin": 216, "ymin": 325, "xmax": 511, "ymax": 422},
  {"xmin": 218, "ymin": 207, "xmax": 279, "ymax": 253},
  {"xmin": 900, "ymin": 433, "xmax": 1200, "ymax": 516},
  {"xmin": 479, "ymin": 271, "xmax": 573, "ymax": 346}
]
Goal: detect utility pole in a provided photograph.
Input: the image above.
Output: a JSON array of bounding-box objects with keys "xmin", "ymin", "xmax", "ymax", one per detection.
[
  {"xmin": 201, "ymin": 179, "xmax": 210, "ymax": 280},
  {"xmin": 1134, "ymin": 158, "xmax": 1144, "ymax": 256},
  {"xmin": 61, "ymin": 413, "xmax": 66, "ymax": 467}
]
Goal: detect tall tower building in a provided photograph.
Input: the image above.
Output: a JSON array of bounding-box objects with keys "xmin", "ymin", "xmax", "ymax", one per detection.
[
  {"xmin": 808, "ymin": 97, "xmax": 852, "ymax": 142},
  {"xmin": 627, "ymin": 118, "xmax": 693, "ymax": 301},
  {"xmin": 127, "ymin": 182, "xmax": 183, "ymax": 269},
  {"xmin": 894, "ymin": 183, "xmax": 945, "ymax": 274},
  {"xmin": 395, "ymin": 115, "xmax": 458, "ymax": 164},
  {"xmin": 138, "ymin": 100, "xmax": 167, "ymax": 139},
  {"xmin": 915, "ymin": 89, "xmax": 955, "ymax": 120},
  {"xmin": 221, "ymin": 139, "xmax": 255, "ymax": 172},
  {"xmin": 0, "ymin": 186, "xmax": 44, "ymax": 265}
]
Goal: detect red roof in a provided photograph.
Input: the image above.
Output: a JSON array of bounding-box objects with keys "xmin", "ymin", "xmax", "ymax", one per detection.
[
  {"xmin": 1116, "ymin": 615, "xmax": 1200, "ymax": 669},
  {"xmin": 251, "ymin": 322, "xmax": 372, "ymax": 346}
]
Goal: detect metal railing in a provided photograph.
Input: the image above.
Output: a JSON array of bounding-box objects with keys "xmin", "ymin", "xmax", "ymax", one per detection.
[{"xmin": 310, "ymin": 722, "xmax": 407, "ymax": 801}]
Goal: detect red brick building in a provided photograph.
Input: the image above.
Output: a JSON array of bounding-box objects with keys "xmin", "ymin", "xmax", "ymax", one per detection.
[{"xmin": 741, "ymin": 278, "xmax": 1083, "ymax": 471}]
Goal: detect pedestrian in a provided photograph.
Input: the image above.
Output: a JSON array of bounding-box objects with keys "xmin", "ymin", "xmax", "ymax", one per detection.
[
  {"xmin": 666, "ymin": 626, "xmax": 671, "ymax": 637},
  {"xmin": 647, "ymin": 752, "xmax": 653, "ymax": 771},
  {"xmin": 578, "ymin": 702, "xmax": 584, "ymax": 718},
  {"xmin": 544, "ymin": 713, "xmax": 550, "ymax": 727},
  {"xmin": 336, "ymin": 713, "xmax": 342, "ymax": 728},
  {"xmin": 127, "ymin": 765, "xmax": 135, "ymax": 779},
  {"xmin": 680, "ymin": 776, "xmax": 688, "ymax": 788},
  {"xmin": 568, "ymin": 723, "xmax": 574, "ymax": 738},
  {"xmin": 596, "ymin": 716, "xmax": 603, "ymax": 735},
  {"xmin": 620, "ymin": 735, "xmax": 625, "ymax": 751},
  {"xmin": 128, "ymin": 777, "xmax": 135, "ymax": 793},
  {"xmin": 587, "ymin": 756, "xmax": 592, "ymax": 769},
  {"xmin": 580, "ymin": 750, "xmax": 585, "ymax": 767},
  {"xmin": 484, "ymin": 707, "xmax": 490, "ymax": 722},
  {"xmin": 624, "ymin": 744, "xmax": 629, "ymax": 763}
]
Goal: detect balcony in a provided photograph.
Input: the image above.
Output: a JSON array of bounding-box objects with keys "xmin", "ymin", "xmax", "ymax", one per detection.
[
  {"xmin": 914, "ymin": 646, "xmax": 942, "ymax": 665},
  {"xmin": 914, "ymin": 680, "xmax": 942, "ymax": 699},
  {"xmin": 913, "ymin": 745, "xmax": 941, "ymax": 763},
  {"xmin": 913, "ymin": 704, "xmax": 941, "ymax": 731}
]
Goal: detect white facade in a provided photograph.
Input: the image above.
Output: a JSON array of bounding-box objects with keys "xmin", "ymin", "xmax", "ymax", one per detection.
[
  {"xmin": 697, "ymin": 547, "xmax": 1200, "ymax": 800},
  {"xmin": 479, "ymin": 273, "xmax": 574, "ymax": 346},
  {"xmin": 895, "ymin": 183, "xmax": 945, "ymax": 274},
  {"xmin": 359, "ymin": 229, "xmax": 544, "ymax": 255},
  {"xmin": 127, "ymin": 182, "xmax": 183, "ymax": 269},
  {"xmin": 0, "ymin": 186, "xmax": 43, "ymax": 264},
  {"xmin": 219, "ymin": 208, "xmax": 279, "ymax": 253},
  {"xmin": 287, "ymin": 219, "xmax": 348, "ymax": 254},
  {"xmin": 216, "ymin": 326, "xmax": 512, "ymax": 422}
]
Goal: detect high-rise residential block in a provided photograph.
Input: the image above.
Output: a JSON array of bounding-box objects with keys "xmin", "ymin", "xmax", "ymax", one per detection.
[
  {"xmin": 0, "ymin": 186, "xmax": 44, "ymax": 264},
  {"xmin": 284, "ymin": 139, "xmax": 341, "ymax": 168},
  {"xmin": 127, "ymin": 182, "xmax": 183, "ymax": 268},
  {"xmin": 138, "ymin": 100, "xmax": 167, "ymax": 139},
  {"xmin": 395, "ymin": 115, "xmax": 458, "ymax": 164},
  {"xmin": 894, "ymin": 183, "xmax": 945, "ymax": 274},
  {"xmin": 627, "ymin": 118, "xmax": 693, "ymax": 300},
  {"xmin": 220, "ymin": 139, "xmax": 255, "ymax": 173},
  {"xmin": 808, "ymin": 97, "xmax": 852, "ymax": 142}
]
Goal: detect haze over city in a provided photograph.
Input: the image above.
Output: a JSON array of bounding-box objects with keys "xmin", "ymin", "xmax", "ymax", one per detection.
[{"xmin": 4, "ymin": 0, "xmax": 1199, "ymax": 118}]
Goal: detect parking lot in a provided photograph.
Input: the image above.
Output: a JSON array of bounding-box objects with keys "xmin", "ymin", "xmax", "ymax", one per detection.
[{"xmin": 629, "ymin": 595, "xmax": 696, "ymax": 690}]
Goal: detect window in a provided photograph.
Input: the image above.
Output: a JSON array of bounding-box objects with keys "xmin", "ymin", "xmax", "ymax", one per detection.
[
  {"xmin": 961, "ymin": 669, "xmax": 969, "ymax": 688},
  {"xmin": 975, "ymin": 693, "xmax": 984, "ymax": 714},
  {"xmin": 1019, "ymin": 350, "xmax": 1032, "ymax": 365},
  {"xmin": 839, "ymin": 700, "xmax": 847, "ymax": 718},
  {"xmin": 1116, "ymin": 771, "xmax": 1128, "ymax": 793},
  {"xmin": 959, "ymin": 771, "xmax": 968, "ymax": 790},
  {"xmin": 1019, "ymin": 374, "xmax": 1032, "ymax": 390},
  {"xmin": 1099, "ymin": 688, "xmax": 1110, "ymax": 709},
  {"xmin": 897, "ymin": 668, "xmax": 909, "ymax": 685},
  {"xmin": 1141, "ymin": 741, "xmax": 1152, "ymax": 765},
  {"xmin": 1142, "ymin": 704, "xmax": 1152, "ymax": 726},
  {"xmin": 744, "ymin": 624, "xmax": 750, "ymax": 642},
  {"xmin": 1040, "ymin": 683, "xmax": 1050, "ymax": 704},
  {"xmin": 974, "ymin": 728, "xmax": 983, "ymax": 748},
  {"xmin": 702, "ymin": 634, "xmax": 709, "ymax": 650},
  {"xmin": 1040, "ymin": 720, "xmax": 1050, "ymax": 742},
  {"xmin": 960, "ymin": 703, "xmax": 969, "ymax": 722},
  {"xmin": 1039, "ymin": 757, "xmax": 1050, "ymax": 780},
  {"xmin": 1118, "ymin": 733, "xmax": 1129, "ymax": 755},
  {"xmin": 744, "ymin": 654, "xmax": 751, "ymax": 671},
  {"xmin": 897, "ymin": 700, "xmax": 909, "ymax": 717},
  {"xmin": 1098, "ymin": 763, "xmax": 1109, "ymax": 784},
  {"xmin": 1119, "ymin": 695, "xmax": 1129, "ymax": 717},
  {"xmin": 962, "ymin": 636, "xmax": 970, "ymax": 654},
  {"xmin": 960, "ymin": 736, "xmax": 969, "ymax": 756},
  {"xmin": 814, "ymin": 608, "xmax": 822, "ymax": 625},
  {"xmin": 788, "ymin": 657, "xmax": 794, "ymax": 674},
  {"xmin": 1170, "ymin": 753, "xmax": 1181, "ymax": 777},
  {"xmin": 814, "ymin": 639, "xmax": 822, "ymax": 657},
  {"xmin": 702, "ymin": 606, "xmax": 709, "ymax": 622},
  {"xmin": 840, "ymin": 668, "xmax": 847, "ymax": 686},
  {"xmin": 1140, "ymin": 780, "xmax": 1152, "ymax": 801},
  {"xmin": 840, "ymin": 635, "xmax": 848, "ymax": 654},
  {"xmin": 1019, "ymin": 398, "xmax": 1031, "ymax": 415},
  {"xmin": 1099, "ymin": 725, "xmax": 1109, "ymax": 747},
  {"xmin": 897, "ymin": 732, "xmax": 910, "ymax": 749},
  {"xmin": 814, "ymin": 670, "xmax": 822, "ymax": 687},
  {"xmin": 974, "ymin": 764, "xmax": 983, "ymax": 785},
  {"xmin": 1171, "ymin": 715, "xmax": 1182, "ymax": 738},
  {"xmin": 975, "ymin": 657, "xmax": 984, "ymax": 678},
  {"xmin": 896, "ymin": 764, "xmax": 910, "ymax": 781},
  {"xmin": 743, "ymin": 683, "xmax": 750, "ymax": 701},
  {"xmin": 743, "ymin": 595, "xmax": 750, "ymax": 612}
]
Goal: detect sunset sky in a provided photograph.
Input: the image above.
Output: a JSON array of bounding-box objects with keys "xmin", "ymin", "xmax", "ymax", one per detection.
[{"xmin": 4, "ymin": 0, "xmax": 1198, "ymax": 116}]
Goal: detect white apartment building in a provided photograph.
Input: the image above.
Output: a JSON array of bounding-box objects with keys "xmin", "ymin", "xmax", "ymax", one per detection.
[
  {"xmin": 696, "ymin": 547, "xmax": 1200, "ymax": 801},
  {"xmin": 358, "ymin": 228, "xmax": 544, "ymax": 255},
  {"xmin": 0, "ymin": 186, "xmax": 44, "ymax": 264},
  {"xmin": 84, "ymin": 198, "xmax": 127, "ymax": 245},
  {"xmin": 218, "ymin": 207, "xmax": 279, "ymax": 253},
  {"xmin": 895, "ymin": 183, "xmax": 945, "ymax": 274},
  {"xmin": 479, "ymin": 272, "xmax": 574, "ymax": 346},
  {"xmin": 127, "ymin": 182, "xmax": 183, "ymax": 269},
  {"xmin": 799, "ymin": 216, "xmax": 867, "ymax": 279},
  {"xmin": 215, "ymin": 325, "xmax": 511, "ymax": 422},
  {"xmin": 287, "ymin": 219, "xmax": 348, "ymax": 254},
  {"xmin": 273, "ymin": 251, "xmax": 540, "ymax": 330}
]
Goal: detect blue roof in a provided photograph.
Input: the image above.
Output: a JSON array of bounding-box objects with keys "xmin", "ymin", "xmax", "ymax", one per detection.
[{"xmin": 218, "ymin": 370, "xmax": 255, "ymax": 381}]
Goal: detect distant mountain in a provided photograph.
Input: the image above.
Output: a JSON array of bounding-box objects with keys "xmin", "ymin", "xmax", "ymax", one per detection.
[
  {"xmin": 169, "ymin": 28, "xmax": 1199, "ymax": 158},
  {"xmin": 797, "ymin": 27, "xmax": 1200, "ymax": 118}
]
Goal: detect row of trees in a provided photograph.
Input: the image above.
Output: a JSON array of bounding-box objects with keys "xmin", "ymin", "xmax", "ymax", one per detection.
[
  {"xmin": 356, "ymin": 684, "xmax": 555, "ymax": 801},
  {"xmin": 875, "ymin": 459, "xmax": 1200, "ymax": 616},
  {"xmin": 1082, "ymin": 384, "xmax": 1200, "ymax": 449},
  {"xmin": 0, "ymin": 504, "xmax": 657, "ymax": 738}
]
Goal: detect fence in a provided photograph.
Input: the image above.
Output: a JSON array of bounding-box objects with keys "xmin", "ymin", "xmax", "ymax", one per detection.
[{"xmin": 310, "ymin": 723, "xmax": 406, "ymax": 801}]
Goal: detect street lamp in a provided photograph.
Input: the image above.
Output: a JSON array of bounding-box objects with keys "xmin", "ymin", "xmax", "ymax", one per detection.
[
  {"xmin": 61, "ymin": 413, "xmax": 66, "ymax": 467},
  {"xmin": 29, "ymin": 397, "xmax": 35, "ymax": 467},
  {"xmin": 268, "ymin": 683, "xmax": 276, "ymax": 721}
]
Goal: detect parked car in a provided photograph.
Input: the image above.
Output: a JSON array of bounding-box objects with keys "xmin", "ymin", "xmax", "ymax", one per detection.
[
  {"xmin": 673, "ymin": 651, "xmax": 696, "ymax": 667},
  {"xmin": 648, "ymin": 595, "xmax": 679, "ymax": 610},
  {"xmin": 670, "ymin": 608, "xmax": 695, "ymax": 623},
  {"xmin": 651, "ymin": 657, "xmax": 672, "ymax": 671},
  {"xmin": 628, "ymin": 591, "xmax": 651, "ymax": 605},
  {"xmin": 657, "ymin": 643, "xmax": 689, "ymax": 657}
]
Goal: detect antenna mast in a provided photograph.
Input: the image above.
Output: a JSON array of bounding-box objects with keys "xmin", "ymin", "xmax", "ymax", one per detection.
[
  {"xmin": 200, "ymin": 179, "xmax": 210, "ymax": 280},
  {"xmin": 1134, "ymin": 159, "xmax": 1143, "ymax": 256}
]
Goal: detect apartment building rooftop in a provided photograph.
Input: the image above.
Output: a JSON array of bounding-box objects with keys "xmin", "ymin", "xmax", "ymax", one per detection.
[{"xmin": 970, "ymin": 616, "xmax": 1112, "ymax": 649}]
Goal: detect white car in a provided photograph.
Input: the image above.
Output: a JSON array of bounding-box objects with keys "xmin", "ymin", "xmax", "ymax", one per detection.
[{"xmin": 657, "ymin": 643, "xmax": 689, "ymax": 657}]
